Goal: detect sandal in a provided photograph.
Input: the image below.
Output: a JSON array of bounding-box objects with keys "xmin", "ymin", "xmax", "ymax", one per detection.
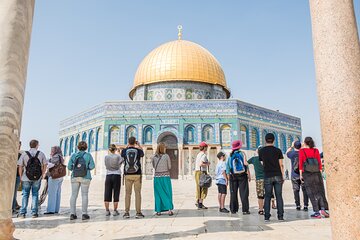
[
  {"xmin": 258, "ymin": 210, "xmax": 264, "ymax": 215},
  {"xmin": 156, "ymin": 212, "xmax": 161, "ymax": 216},
  {"xmin": 168, "ymin": 211, "xmax": 174, "ymax": 216}
]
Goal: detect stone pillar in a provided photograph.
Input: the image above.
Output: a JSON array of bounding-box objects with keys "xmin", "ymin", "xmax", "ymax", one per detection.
[
  {"xmin": 309, "ymin": 1, "xmax": 360, "ymax": 239},
  {"xmin": 0, "ymin": 0, "xmax": 34, "ymax": 239},
  {"xmin": 0, "ymin": 1, "xmax": 35, "ymax": 239},
  {"xmin": 188, "ymin": 147, "xmax": 193, "ymax": 175},
  {"xmin": 178, "ymin": 145, "xmax": 184, "ymax": 179}
]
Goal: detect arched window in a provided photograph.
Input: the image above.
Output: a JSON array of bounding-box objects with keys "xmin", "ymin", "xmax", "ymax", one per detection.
[
  {"xmin": 287, "ymin": 135, "xmax": 294, "ymax": 148},
  {"xmin": 262, "ymin": 129, "xmax": 268, "ymax": 145},
  {"xmin": 110, "ymin": 126, "xmax": 120, "ymax": 144},
  {"xmin": 75, "ymin": 134, "xmax": 80, "ymax": 153},
  {"xmin": 88, "ymin": 130, "xmax": 95, "ymax": 152},
  {"xmin": 240, "ymin": 125, "xmax": 248, "ymax": 148},
  {"xmin": 184, "ymin": 125, "xmax": 196, "ymax": 144},
  {"xmin": 95, "ymin": 128, "xmax": 101, "ymax": 151},
  {"xmin": 143, "ymin": 126, "xmax": 153, "ymax": 144},
  {"xmin": 220, "ymin": 124, "xmax": 231, "ymax": 147},
  {"xmin": 251, "ymin": 128, "xmax": 260, "ymax": 149},
  {"xmin": 280, "ymin": 134, "xmax": 286, "ymax": 153},
  {"xmin": 272, "ymin": 132, "xmax": 279, "ymax": 147},
  {"xmin": 202, "ymin": 125, "xmax": 214, "ymax": 143},
  {"xmin": 126, "ymin": 126, "xmax": 137, "ymax": 143},
  {"xmin": 59, "ymin": 139, "xmax": 63, "ymax": 152},
  {"xmin": 82, "ymin": 132, "xmax": 87, "ymax": 142},
  {"xmin": 69, "ymin": 136, "xmax": 74, "ymax": 155},
  {"xmin": 64, "ymin": 138, "xmax": 68, "ymax": 157}
]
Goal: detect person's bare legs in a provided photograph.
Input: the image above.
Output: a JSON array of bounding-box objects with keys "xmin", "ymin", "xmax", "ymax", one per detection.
[
  {"xmin": 104, "ymin": 202, "xmax": 110, "ymax": 211},
  {"xmin": 218, "ymin": 193, "xmax": 222, "ymax": 208},
  {"xmin": 113, "ymin": 202, "xmax": 118, "ymax": 211},
  {"xmin": 220, "ymin": 194, "xmax": 226, "ymax": 209},
  {"xmin": 258, "ymin": 198, "xmax": 264, "ymax": 211}
]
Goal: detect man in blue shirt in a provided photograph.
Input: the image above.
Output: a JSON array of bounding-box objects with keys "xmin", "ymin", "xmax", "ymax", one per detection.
[
  {"xmin": 286, "ymin": 141, "xmax": 309, "ymax": 211},
  {"xmin": 215, "ymin": 151, "xmax": 229, "ymax": 213}
]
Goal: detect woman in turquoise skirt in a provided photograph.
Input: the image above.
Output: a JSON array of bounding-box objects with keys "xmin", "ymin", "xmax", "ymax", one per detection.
[{"xmin": 152, "ymin": 142, "xmax": 174, "ymax": 216}]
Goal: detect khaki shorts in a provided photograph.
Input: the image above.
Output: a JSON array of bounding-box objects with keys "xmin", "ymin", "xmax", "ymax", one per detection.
[{"xmin": 256, "ymin": 179, "xmax": 265, "ymax": 199}]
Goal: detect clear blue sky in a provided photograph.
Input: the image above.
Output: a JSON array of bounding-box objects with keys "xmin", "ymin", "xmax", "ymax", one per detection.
[{"xmin": 21, "ymin": 0, "xmax": 360, "ymax": 155}]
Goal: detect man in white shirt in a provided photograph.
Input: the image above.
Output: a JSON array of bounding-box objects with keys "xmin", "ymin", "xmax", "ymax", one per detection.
[
  {"xmin": 17, "ymin": 139, "xmax": 47, "ymax": 218},
  {"xmin": 195, "ymin": 142, "xmax": 210, "ymax": 209}
]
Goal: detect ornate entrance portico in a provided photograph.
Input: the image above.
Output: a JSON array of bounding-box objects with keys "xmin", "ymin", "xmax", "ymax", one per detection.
[{"xmin": 157, "ymin": 132, "xmax": 179, "ymax": 179}]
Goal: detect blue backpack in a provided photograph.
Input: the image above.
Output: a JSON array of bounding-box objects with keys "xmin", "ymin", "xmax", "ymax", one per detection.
[{"xmin": 230, "ymin": 151, "xmax": 246, "ymax": 174}]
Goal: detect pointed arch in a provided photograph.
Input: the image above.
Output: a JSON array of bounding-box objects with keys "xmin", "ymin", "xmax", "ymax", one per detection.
[
  {"xmin": 64, "ymin": 138, "xmax": 68, "ymax": 157},
  {"xmin": 202, "ymin": 124, "xmax": 214, "ymax": 143},
  {"xmin": 287, "ymin": 135, "xmax": 294, "ymax": 148},
  {"xmin": 251, "ymin": 128, "xmax": 260, "ymax": 149},
  {"xmin": 69, "ymin": 136, "xmax": 74, "ymax": 155},
  {"xmin": 88, "ymin": 130, "xmax": 95, "ymax": 152},
  {"xmin": 262, "ymin": 129, "xmax": 268, "ymax": 145},
  {"xmin": 59, "ymin": 139, "xmax": 63, "ymax": 152},
  {"xmin": 109, "ymin": 126, "xmax": 120, "ymax": 144},
  {"xmin": 143, "ymin": 126, "xmax": 154, "ymax": 144},
  {"xmin": 184, "ymin": 124, "xmax": 196, "ymax": 144},
  {"xmin": 240, "ymin": 125, "xmax": 249, "ymax": 149},
  {"xmin": 82, "ymin": 132, "xmax": 87, "ymax": 142},
  {"xmin": 220, "ymin": 124, "xmax": 231, "ymax": 147},
  {"xmin": 125, "ymin": 125, "xmax": 137, "ymax": 144},
  {"xmin": 95, "ymin": 128, "xmax": 101, "ymax": 151},
  {"xmin": 280, "ymin": 133, "xmax": 286, "ymax": 153},
  {"xmin": 75, "ymin": 134, "xmax": 80, "ymax": 153}
]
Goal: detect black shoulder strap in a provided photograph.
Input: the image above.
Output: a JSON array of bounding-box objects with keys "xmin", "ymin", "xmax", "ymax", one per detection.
[
  {"xmin": 154, "ymin": 154, "xmax": 163, "ymax": 171},
  {"xmin": 25, "ymin": 151, "xmax": 32, "ymax": 158},
  {"xmin": 303, "ymin": 149, "xmax": 308, "ymax": 159},
  {"xmin": 35, "ymin": 151, "xmax": 40, "ymax": 159}
]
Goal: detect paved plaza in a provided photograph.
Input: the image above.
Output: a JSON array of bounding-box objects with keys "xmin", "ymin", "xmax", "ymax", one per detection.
[{"xmin": 13, "ymin": 179, "xmax": 331, "ymax": 240}]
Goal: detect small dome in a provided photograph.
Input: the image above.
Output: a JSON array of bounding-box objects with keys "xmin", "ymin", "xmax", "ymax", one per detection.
[{"xmin": 130, "ymin": 39, "xmax": 229, "ymax": 99}]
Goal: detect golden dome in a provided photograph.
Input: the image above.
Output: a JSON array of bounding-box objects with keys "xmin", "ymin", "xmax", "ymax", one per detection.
[{"xmin": 130, "ymin": 39, "xmax": 229, "ymax": 99}]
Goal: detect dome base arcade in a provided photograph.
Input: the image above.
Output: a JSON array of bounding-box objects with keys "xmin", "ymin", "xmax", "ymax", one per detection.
[{"xmin": 132, "ymin": 81, "xmax": 228, "ymax": 101}]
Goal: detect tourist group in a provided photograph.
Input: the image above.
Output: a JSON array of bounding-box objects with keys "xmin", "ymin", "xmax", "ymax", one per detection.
[{"xmin": 13, "ymin": 133, "xmax": 329, "ymax": 222}]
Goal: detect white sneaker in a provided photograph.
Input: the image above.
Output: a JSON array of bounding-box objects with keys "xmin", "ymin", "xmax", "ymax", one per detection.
[{"xmin": 105, "ymin": 210, "xmax": 111, "ymax": 216}]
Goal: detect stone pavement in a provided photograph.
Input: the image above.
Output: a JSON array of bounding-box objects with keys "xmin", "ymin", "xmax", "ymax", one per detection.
[{"xmin": 13, "ymin": 179, "xmax": 331, "ymax": 240}]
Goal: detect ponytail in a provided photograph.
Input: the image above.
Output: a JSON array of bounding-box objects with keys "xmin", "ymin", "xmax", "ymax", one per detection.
[{"xmin": 304, "ymin": 137, "xmax": 315, "ymax": 148}]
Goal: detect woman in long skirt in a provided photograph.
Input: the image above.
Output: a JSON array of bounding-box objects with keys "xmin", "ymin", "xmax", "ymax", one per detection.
[
  {"xmin": 152, "ymin": 142, "xmax": 174, "ymax": 216},
  {"xmin": 45, "ymin": 146, "xmax": 64, "ymax": 214},
  {"xmin": 299, "ymin": 137, "xmax": 330, "ymax": 219}
]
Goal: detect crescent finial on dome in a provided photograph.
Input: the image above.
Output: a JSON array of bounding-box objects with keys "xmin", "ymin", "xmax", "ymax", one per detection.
[{"xmin": 177, "ymin": 25, "xmax": 183, "ymax": 40}]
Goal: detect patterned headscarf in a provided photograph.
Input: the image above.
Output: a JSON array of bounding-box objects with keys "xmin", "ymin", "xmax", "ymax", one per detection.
[{"xmin": 51, "ymin": 146, "xmax": 63, "ymax": 157}]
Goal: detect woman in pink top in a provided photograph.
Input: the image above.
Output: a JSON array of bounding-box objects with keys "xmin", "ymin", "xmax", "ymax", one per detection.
[{"xmin": 299, "ymin": 137, "xmax": 329, "ymax": 219}]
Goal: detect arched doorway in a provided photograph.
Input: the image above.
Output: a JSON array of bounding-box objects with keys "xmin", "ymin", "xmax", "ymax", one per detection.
[{"xmin": 157, "ymin": 132, "xmax": 179, "ymax": 179}]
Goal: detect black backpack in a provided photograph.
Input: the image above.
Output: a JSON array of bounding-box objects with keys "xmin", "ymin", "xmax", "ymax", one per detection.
[
  {"xmin": 124, "ymin": 148, "xmax": 139, "ymax": 174},
  {"xmin": 25, "ymin": 151, "xmax": 42, "ymax": 181},
  {"xmin": 303, "ymin": 149, "xmax": 320, "ymax": 173},
  {"xmin": 73, "ymin": 152, "xmax": 88, "ymax": 177}
]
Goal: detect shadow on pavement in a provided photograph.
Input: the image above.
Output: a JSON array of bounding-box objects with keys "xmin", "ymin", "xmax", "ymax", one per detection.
[{"xmin": 14, "ymin": 205, "xmax": 312, "ymax": 231}]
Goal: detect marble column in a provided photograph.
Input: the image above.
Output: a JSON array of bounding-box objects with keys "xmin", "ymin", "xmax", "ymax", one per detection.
[
  {"xmin": 188, "ymin": 147, "xmax": 193, "ymax": 175},
  {"xmin": 309, "ymin": 0, "xmax": 360, "ymax": 239},
  {"xmin": 0, "ymin": 0, "xmax": 35, "ymax": 239},
  {"xmin": 178, "ymin": 145, "xmax": 184, "ymax": 179}
]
